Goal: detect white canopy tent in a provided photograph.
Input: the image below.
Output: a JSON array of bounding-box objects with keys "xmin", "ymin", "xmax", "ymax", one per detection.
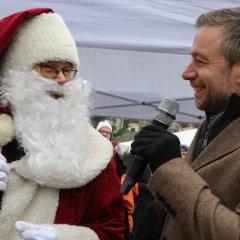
[{"xmin": 0, "ymin": 0, "xmax": 239, "ymax": 124}]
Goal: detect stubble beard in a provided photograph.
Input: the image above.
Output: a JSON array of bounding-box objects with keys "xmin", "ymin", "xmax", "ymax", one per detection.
[
  {"xmin": 199, "ymin": 90, "xmax": 230, "ymax": 113},
  {"xmin": 197, "ymin": 72, "xmax": 232, "ymax": 113}
]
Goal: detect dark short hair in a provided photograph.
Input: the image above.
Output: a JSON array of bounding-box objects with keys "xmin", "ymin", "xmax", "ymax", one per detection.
[{"xmin": 196, "ymin": 7, "xmax": 240, "ymax": 66}]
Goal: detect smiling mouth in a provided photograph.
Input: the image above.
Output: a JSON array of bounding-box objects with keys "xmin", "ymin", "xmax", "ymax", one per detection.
[
  {"xmin": 47, "ymin": 90, "xmax": 64, "ymax": 99},
  {"xmin": 193, "ymin": 87, "xmax": 205, "ymax": 93}
]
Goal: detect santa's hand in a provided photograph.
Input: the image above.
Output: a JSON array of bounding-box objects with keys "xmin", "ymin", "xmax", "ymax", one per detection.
[
  {"xmin": 0, "ymin": 153, "xmax": 10, "ymax": 191},
  {"xmin": 15, "ymin": 221, "xmax": 59, "ymax": 240}
]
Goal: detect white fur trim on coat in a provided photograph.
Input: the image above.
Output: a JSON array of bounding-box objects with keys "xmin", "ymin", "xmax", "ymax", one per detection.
[
  {"xmin": 48, "ymin": 224, "xmax": 99, "ymax": 240},
  {"xmin": 0, "ymin": 170, "xmax": 99, "ymax": 240},
  {"xmin": 0, "ymin": 12, "xmax": 79, "ymax": 76},
  {"xmin": 0, "ymin": 113, "xmax": 15, "ymax": 146}
]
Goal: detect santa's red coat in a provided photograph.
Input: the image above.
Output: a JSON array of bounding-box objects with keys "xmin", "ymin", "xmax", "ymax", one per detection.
[{"xmin": 55, "ymin": 159, "xmax": 124, "ymax": 240}]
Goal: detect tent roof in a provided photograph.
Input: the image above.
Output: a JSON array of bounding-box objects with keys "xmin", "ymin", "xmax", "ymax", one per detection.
[{"xmin": 0, "ymin": 0, "xmax": 239, "ymax": 123}]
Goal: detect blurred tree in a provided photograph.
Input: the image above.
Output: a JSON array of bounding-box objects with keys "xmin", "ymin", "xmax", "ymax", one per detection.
[{"xmin": 91, "ymin": 116, "xmax": 105, "ymax": 128}]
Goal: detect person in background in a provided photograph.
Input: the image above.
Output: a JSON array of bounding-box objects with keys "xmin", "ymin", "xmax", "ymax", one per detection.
[
  {"xmin": 96, "ymin": 120, "xmax": 139, "ymax": 239},
  {"xmin": 96, "ymin": 121, "xmax": 126, "ymax": 177},
  {"xmin": 134, "ymin": 199, "xmax": 165, "ymax": 240},
  {"xmin": 132, "ymin": 165, "xmax": 156, "ymax": 240},
  {"xmin": 0, "ymin": 8, "xmax": 124, "ymax": 240},
  {"xmin": 180, "ymin": 144, "xmax": 189, "ymax": 159},
  {"xmin": 130, "ymin": 7, "xmax": 240, "ymax": 240}
]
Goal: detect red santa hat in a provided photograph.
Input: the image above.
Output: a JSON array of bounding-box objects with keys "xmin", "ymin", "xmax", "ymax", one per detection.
[
  {"xmin": 0, "ymin": 8, "xmax": 80, "ymax": 146},
  {"xmin": 0, "ymin": 8, "xmax": 79, "ymax": 75}
]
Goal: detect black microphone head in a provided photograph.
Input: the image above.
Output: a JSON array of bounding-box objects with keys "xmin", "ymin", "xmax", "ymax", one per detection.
[{"xmin": 154, "ymin": 97, "xmax": 180, "ymax": 127}]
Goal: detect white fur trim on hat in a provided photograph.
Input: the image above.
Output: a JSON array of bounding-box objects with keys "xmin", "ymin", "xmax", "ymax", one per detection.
[
  {"xmin": 96, "ymin": 120, "xmax": 112, "ymax": 133},
  {"xmin": 0, "ymin": 113, "xmax": 15, "ymax": 146},
  {"xmin": 0, "ymin": 12, "xmax": 79, "ymax": 76}
]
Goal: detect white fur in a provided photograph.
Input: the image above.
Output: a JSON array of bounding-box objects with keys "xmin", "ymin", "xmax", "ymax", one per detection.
[
  {"xmin": 0, "ymin": 114, "xmax": 15, "ymax": 146},
  {"xmin": 1, "ymin": 71, "xmax": 113, "ymax": 188},
  {"xmin": 0, "ymin": 170, "xmax": 99, "ymax": 240},
  {"xmin": 0, "ymin": 13, "xmax": 79, "ymax": 76},
  {"xmin": 49, "ymin": 224, "xmax": 99, "ymax": 240}
]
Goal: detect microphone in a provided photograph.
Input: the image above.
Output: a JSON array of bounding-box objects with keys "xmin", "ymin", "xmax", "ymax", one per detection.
[{"xmin": 120, "ymin": 97, "xmax": 179, "ymax": 194}]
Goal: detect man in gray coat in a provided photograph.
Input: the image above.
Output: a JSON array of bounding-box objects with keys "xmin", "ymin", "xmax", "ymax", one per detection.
[{"xmin": 131, "ymin": 7, "xmax": 240, "ymax": 240}]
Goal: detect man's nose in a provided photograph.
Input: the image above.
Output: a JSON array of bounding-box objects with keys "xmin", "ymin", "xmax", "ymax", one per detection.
[
  {"xmin": 55, "ymin": 71, "xmax": 69, "ymax": 85},
  {"xmin": 182, "ymin": 62, "xmax": 197, "ymax": 81}
]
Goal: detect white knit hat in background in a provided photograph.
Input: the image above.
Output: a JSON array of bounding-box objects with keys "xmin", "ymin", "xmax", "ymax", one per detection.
[{"xmin": 96, "ymin": 121, "xmax": 113, "ymax": 133}]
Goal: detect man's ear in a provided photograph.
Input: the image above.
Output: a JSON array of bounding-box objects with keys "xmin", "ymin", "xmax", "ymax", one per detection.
[
  {"xmin": 230, "ymin": 63, "xmax": 240, "ymax": 92},
  {"xmin": 235, "ymin": 64, "xmax": 240, "ymax": 84},
  {"xmin": 236, "ymin": 73, "xmax": 240, "ymax": 84}
]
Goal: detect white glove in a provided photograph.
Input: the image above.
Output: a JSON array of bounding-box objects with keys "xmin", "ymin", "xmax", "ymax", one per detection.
[
  {"xmin": 0, "ymin": 153, "xmax": 10, "ymax": 191},
  {"xmin": 15, "ymin": 221, "xmax": 59, "ymax": 240}
]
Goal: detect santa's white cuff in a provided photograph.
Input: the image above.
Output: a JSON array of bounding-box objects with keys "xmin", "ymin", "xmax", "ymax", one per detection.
[{"xmin": 45, "ymin": 224, "xmax": 99, "ymax": 240}]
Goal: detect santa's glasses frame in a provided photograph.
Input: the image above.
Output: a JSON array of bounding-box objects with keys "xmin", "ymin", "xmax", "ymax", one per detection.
[{"xmin": 35, "ymin": 63, "xmax": 78, "ymax": 80}]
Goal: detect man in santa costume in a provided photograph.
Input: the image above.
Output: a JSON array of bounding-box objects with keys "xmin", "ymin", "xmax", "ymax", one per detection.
[{"xmin": 0, "ymin": 8, "xmax": 124, "ymax": 240}]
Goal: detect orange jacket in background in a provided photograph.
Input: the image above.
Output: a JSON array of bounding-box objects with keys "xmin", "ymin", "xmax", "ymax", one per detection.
[{"xmin": 121, "ymin": 173, "xmax": 139, "ymax": 233}]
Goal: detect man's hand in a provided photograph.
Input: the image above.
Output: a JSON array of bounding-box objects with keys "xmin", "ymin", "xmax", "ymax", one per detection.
[
  {"xmin": 0, "ymin": 153, "xmax": 10, "ymax": 191},
  {"xmin": 15, "ymin": 221, "xmax": 59, "ymax": 240},
  {"xmin": 131, "ymin": 124, "xmax": 181, "ymax": 172}
]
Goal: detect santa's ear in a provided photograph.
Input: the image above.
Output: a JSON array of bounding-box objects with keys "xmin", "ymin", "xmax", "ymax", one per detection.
[{"xmin": 0, "ymin": 113, "xmax": 15, "ymax": 147}]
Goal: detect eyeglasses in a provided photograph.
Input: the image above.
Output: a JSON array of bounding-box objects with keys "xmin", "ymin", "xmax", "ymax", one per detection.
[
  {"xmin": 99, "ymin": 129, "xmax": 111, "ymax": 135},
  {"xmin": 36, "ymin": 64, "xmax": 78, "ymax": 80}
]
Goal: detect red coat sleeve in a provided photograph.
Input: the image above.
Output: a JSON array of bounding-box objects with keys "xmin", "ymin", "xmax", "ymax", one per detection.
[{"xmin": 55, "ymin": 160, "xmax": 125, "ymax": 240}]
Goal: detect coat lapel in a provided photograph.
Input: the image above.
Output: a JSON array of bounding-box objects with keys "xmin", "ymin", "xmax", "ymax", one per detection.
[{"xmin": 186, "ymin": 118, "xmax": 240, "ymax": 171}]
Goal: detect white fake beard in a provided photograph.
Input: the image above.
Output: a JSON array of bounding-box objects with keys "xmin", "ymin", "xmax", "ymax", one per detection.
[{"xmin": 1, "ymin": 71, "xmax": 92, "ymax": 184}]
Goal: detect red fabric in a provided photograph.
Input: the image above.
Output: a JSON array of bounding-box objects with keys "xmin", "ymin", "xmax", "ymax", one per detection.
[
  {"xmin": 0, "ymin": 8, "xmax": 53, "ymax": 55},
  {"xmin": 55, "ymin": 160, "xmax": 125, "ymax": 240},
  {"xmin": 0, "ymin": 106, "xmax": 11, "ymax": 115}
]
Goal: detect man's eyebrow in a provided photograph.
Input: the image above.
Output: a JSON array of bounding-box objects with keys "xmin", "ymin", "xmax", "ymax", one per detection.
[{"xmin": 190, "ymin": 51, "xmax": 208, "ymax": 60}]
